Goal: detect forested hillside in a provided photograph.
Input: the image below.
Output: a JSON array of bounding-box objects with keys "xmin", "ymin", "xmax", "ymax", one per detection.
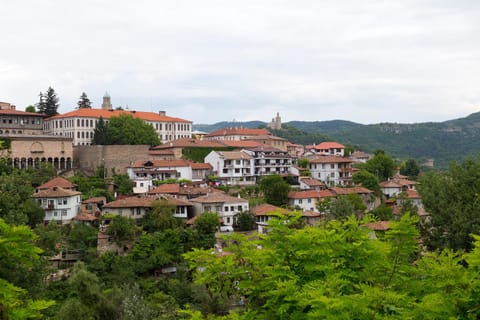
[{"xmin": 194, "ymin": 112, "xmax": 480, "ymax": 168}]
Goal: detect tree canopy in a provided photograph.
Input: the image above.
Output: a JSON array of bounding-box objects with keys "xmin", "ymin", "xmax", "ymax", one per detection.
[
  {"xmin": 259, "ymin": 174, "xmax": 290, "ymax": 207},
  {"xmin": 37, "ymin": 87, "xmax": 59, "ymax": 116},
  {"xmin": 419, "ymin": 156, "xmax": 480, "ymax": 251},
  {"xmin": 92, "ymin": 114, "xmax": 160, "ymax": 146},
  {"xmin": 77, "ymin": 92, "xmax": 92, "ymax": 109}
]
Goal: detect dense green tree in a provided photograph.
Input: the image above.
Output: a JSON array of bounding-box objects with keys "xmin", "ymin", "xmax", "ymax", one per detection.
[
  {"xmin": 360, "ymin": 150, "xmax": 396, "ymax": 181},
  {"xmin": 25, "ymin": 105, "xmax": 36, "ymax": 113},
  {"xmin": 259, "ymin": 174, "xmax": 290, "ymax": 207},
  {"xmin": 97, "ymin": 114, "xmax": 160, "ymax": 146},
  {"xmin": 234, "ymin": 211, "xmax": 256, "ymax": 231},
  {"xmin": 194, "ymin": 212, "xmax": 220, "ymax": 249},
  {"xmin": 34, "ymin": 222, "xmax": 63, "ymax": 256},
  {"xmin": 142, "ymin": 200, "xmax": 182, "ymax": 233},
  {"xmin": 352, "ymin": 169, "xmax": 380, "ymax": 192},
  {"xmin": 26, "ymin": 162, "xmax": 56, "ymax": 187},
  {"xmin": 77, "ymin": 92, "xmax": 92, "ymax": 109},
  {"xmin": 419, "ymin": 157, "xmax": 480, "ymax": 251},
  {"xmin": 35, "ymin": 92, "xmax": 46, "ymax": 114},
  {"xmin": 0, "ymin": 218, "xmax": 54, "ymax": 318},
  {"xmin": 400, "ymin": 158, "xmax": 420, "ymax": 179},
  {"xmin": 65, "ymin": 223, "xmax": 98, "ymax": 261},
  {"xmin": 184, "ymin": 214, "xmax": 425, "ymax": 319},
  {"xmin": 92, "ymin": 117, "xmax": 109, "ymax": 145},
  {"xmin": 114, "ymin": 174, "xmax": 133, "ymax": 195},
  {"xmin": 107, "ymin": 215, "xmax": 137, "ymax": 244},
  {"xmin": 40, "ymin": 86, "xmax": 59, "ymax": 116},
  {"xmin": 371, "ymin": 204, "xmax": 394, "ymax": 221},
  {"xmin": 297, "ymin": 158, "xmax": 309, "ymax": 168},
  {"xmin": 0, "ymin": 170, "xmax": 36, "ymax": 225}
]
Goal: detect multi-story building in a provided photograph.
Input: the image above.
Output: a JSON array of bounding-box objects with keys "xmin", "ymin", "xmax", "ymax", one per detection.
[
  {"xmin": 33, "ymin": 177, "xmax": 81, "ymax": 224},
  {"xmin": 204, "ymin": 127, "xmax": 271, "ymax": 141},
  {"xmin": 190, "ymin": 193, "xmax": 249, "ymax": 227},
  {"xmin": 43, "ymin": 94, "xmax": 192, "ymax": 146},
  {"xmin": 308, "ymin": 156, "xmax": 354, "ymax": 186},
  {"xmin": 244, "ymin": 147, "xmax": 293, "ymax": 180},
  {"xmin": 205, "ymin": 150, "xmax": 255, "ymax": 185},
  {"xmin": 0, "ymin": 102, "xmax": 45, "ymax": 135}
]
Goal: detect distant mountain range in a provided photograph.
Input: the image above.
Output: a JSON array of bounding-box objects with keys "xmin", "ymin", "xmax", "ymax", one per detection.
[{"xmin": 194, "ymin": 112, "xmax": 480, "ymax": 168}]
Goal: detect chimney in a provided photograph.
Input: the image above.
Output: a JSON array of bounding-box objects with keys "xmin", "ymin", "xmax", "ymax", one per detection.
[{"xmin": 159, "ymin": 111, "xmax": 166, "ymax": 116}]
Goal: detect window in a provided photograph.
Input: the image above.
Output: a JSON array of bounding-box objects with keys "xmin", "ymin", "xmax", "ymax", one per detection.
[
  {"xmin": 308, "ymin": 199, "xmax": 311, "ymax": 203},
  {"xmin": 224, "ymin": 206, "xmax": 229, "ymax": 212},
  {"xmin": 331, "ymin": 164, "xmax": 335, "ymax": 169},
  {"xmin": 238, "ymin": 205, "xmax": 242, "ymax": 211},
  {"xmin": 57, "ymin": 199, "xmax": 62, "ymax": 205},
  {"xmin": 62, "ymin": 210, "xmax": 67, "ymax": 216},
  {"xmin": 63, "ymin": 198, "xmax": 67, "ymax": 205},
  {"xmin": 54, "ymin": 211, "xmax": 58, "ymax": 217},
  {"xmin": 230, "ymin": 206, "xmax": 234, "ymax": 211},
  {"xmin": 299, "ymin": 199, "xmax": 303, "ymax": 204},
  {"xmin": 136, "ymin": 208, "xmax": 141, "ymax": 215}
]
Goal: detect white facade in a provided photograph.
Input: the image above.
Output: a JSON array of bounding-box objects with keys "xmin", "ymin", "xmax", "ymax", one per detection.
[
  {"xmin": 34, "ymin": 188, "xmax": 82, "ymax": 224},
  {"xmin": 308, "ymin": 156, "xmax": 353, "ymax": 186},
  {"xmin": 205, "ymin": 151, "xmax": 256, "ymax": 185},
  {"xmin": 191, "ymin": 194, "xmax": 249, "ymax": 226},
  {"xmin": 44, "ymin": 109, "xmax": 192, "ymax": 146}
]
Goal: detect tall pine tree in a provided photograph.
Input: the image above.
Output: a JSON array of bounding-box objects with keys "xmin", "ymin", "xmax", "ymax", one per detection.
[
  {"xmin": 35, "ymin": 92, "xmax": 46, "ymax": 114},
  {"xmin": 92, "ymin": 117, "xmax": 108, "ymax": 145},
  {"xmin": 43, "ymin": 87, "xmax": 59, "ymax": 116},
  {"xmin": 77, "ymin": 92, "xmax": 92, "ymax": 109}
]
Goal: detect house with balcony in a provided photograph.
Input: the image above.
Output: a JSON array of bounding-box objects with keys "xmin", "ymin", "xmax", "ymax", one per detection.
[
  {"xmin": 243, "ymin": 147, "xmax": 294, "ymax": 181},
  {"xmin": 33, "ymin": 188, "xmax": 81, "ymax": 224},
  {"xmin": 308, "ymin": 156, "xmax": 354, "ymax": 186},
  {"xmin": 311, "ymin": 142, "xmax": 345, "ymax": 156},
  {"xmin": 205, "ymin": 150, "xmax": 255, "ymax": 185},
  {"xmin": 190, "ymin": 193, "xmax": 249, "ymax": 227},
  {"xmin": 379, "ymin": 177, "xmax": 417, "ymax": 198}
]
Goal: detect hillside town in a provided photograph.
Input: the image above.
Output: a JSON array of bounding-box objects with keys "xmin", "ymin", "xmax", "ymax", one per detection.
[{"xmin": 1, "ymin": 94, "xmax": 477, "ymax": 319}]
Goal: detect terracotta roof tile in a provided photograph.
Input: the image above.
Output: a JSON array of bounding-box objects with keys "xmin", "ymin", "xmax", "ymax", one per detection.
[
  {"xmin": 48, "ymin": 108, "xmax": 191, "ymax": 123},
  {"xmin": 299, "ymin": 177, "xmax": 325, "ymax": 187},
  {"xmin": 288, "ymin": 190, "xmax": 335, "ymax": 199},
  {"xmin": 206, "ymin": 127, "xmax": 271, "ymax": 137},
  {"xmin": 309, "ymin": 156, "xmax": 352, "ymax": 164},
  {"xmin": 152, "ymin": 138, "xmax": 225, "ymax": 149},
  {"xmin": 217, "ymin": 151, "xmax": 252, "ymax": 160},
  {"xmin": 33, "ymin": 186, "xmax": 81, "ymax": 198},
  {"xmin": 37, "ymin": 177, "xmax": 76, "ymax": 190},
  {"xmin": 190, "ymin": 193, "xmax": 248, "ymax": 204},
  {"xmin": 149, "ymin": 184, "xmax": 181, "ymax": 194},
  {"xmin": 251, "ymin": 203, "xmax": 289, "ymax": 216},
  {"xmin": 315, "ymin": 142, "xmax": 345, "ymax": 149},
  {"xmin": 362, "ymin": 221, "xmax": 391, "ymax": 231},
  {"xmin": 103, "ymin": 196, "xmax": 154, "ymax": 208},
  {"xmin": 129, "ymin": 159, "xmax": 191, "ymax": 168},
  {"xmin": 330, "ymin": 187, "xmax": 374, "ymax": 195},
  {"xmin": 0, "ymin": 109, "xmax": 44, "ymax": 117},
  {"xmin": 218, "ymin": 140, "xmax": 261, "ymax": 148}
]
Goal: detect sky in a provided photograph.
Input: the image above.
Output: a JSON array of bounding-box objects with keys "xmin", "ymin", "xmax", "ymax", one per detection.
[{"xmin": 1, "ymin": 0, "xmax": 480, "ymax": 125}]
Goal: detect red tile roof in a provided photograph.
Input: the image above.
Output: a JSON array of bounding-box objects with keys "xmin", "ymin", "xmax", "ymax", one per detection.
[
  {"xmin": 251, "ymin": 203, "xmax": 289, "ymax": 216},
  {"xmin": 218, "ymin": 140, "xmax": 261, "ymax": 148},
  {"xmin": 315, "ymin": 142, "xmax": 345, "ymax": 150},
  {"xmin": 37, "ymin": 177, "xmax": 76, "ymax": 190},
  {"xmin": 0, "ymin": 109, "xmax": 44, "ymax": 117},
  {"xmin": 190, "ymin": 193, "xmax": 248, "ymax": 204},
  {"xmin": 288, "ymin": 190, "xmax": 335, "ymax": 199},
  {"xmin": 206, "ymin": 128, "xmax": 271, "ymax": 137},
  {"xmin": 33, "ymin": 187, "xmax": 82, "ymax": 198},
  {"xmin": 82, "ymin": 197, "xmax": 106, "ymax": 204},
  {"xmin": 404, "ymin": 189, "xmax": 421, "ymax": 199},
  {"xmin": 72, "ymin": 213, "xmax": 98, "ymax": 222},
  {"xmin": 48, "ymin": 108, "xmax": 191, "ymax": 123},
  {"xmin": 152, "ymin": 138, "xmax": 225, "ymax": 149},
  {"xmin": 129, "ymin": 159, "xmax": 191, "ymax": 168},
  {"xmin": 309, "ymin": 156, "xmax": 352, "ymax": 164},
  {"xmin": 103, "ymin": 196, "xmax": 154, "ymax": 208},
  {"xmin": 149, "ymin": 183, "xmax": 181, "ymax": 194},
  {"xmin": 330, "ymin": 187, "xmax": 374, "ymax": 195},
  {"xmin": 217, "ymin": 151, "xmax": 252, "ymax": 160},
  {"xmin": 299, "ymin": 177, "xmax": 325, "ymax": 187},
  {"xmin": 362, "ymin": 221, "xmax": 391, "ymax": 231},
  {"xmin": 189, "ymin": 162, "xmax": 213, "ymax": 170}
]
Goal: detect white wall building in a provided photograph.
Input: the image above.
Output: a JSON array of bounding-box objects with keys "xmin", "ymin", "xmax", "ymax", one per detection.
[
  {"xmin": 205, "ymin": 150, "xmax": 255, "ymax": 185},
  {"xmin": 308, "ymin": 156, "xmax": 353, "ymax": 186},
  {"xmin": 190, "ymin": 193, "xmax": 249, "ymax": 226}
]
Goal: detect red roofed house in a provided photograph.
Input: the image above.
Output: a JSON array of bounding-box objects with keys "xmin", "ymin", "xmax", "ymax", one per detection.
[
  {"xmin": 251, "ymin": 203, "xmax": 289, "ymax": 234},
  {"xmin": 190, "ymin": 193, "xmax": 249, "ymax": 227},
  {"xmin": 379, "ymin": 177, "xmax": 417, "ymax": 198},
  {"xmin": 204, "ymin": 127, "xmax": 271, "ymax": 141},
  {"xmin": 330, "ymin": 186, "xmax": 378, "ymax": 211},
  {"xmin": 44, "ymin": 93, "xmax": 192, "ymax": 146},
  {"xmin": 308, "ymin": 156, "xmax": 354, "ymax": 186},
  {"xmin": 299, "ymin": 177, "xmax": 325, "ymax": 190},
  {"xmin": 127, "ymin": 160, "xmax": 212, "ymax": 193},
  {"xmin": 314, "ymin": 142, "xmax": 345, "ymax": 156},
  {"xmin": 288, "ymin": 190, "xmax": 335, "ymax": 213},
  {"xmin": 33, "ymin": 177, "xmax": 82, "ymax": 224}
]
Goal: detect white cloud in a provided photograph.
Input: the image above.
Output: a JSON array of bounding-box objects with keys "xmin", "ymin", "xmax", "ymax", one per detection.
[{"xmin": 1, "ymin": 0, "xmax": 480, "ymax": 123}]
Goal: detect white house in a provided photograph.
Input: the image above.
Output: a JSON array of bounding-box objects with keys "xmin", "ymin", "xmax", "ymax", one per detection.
[
  {"xmin": 308, "ymin": 156, "xmax": 354, "ymax": 186},
  {"xmin": 190, "ymin": 193, "xmax": 249, "ymax": 227},
  {"xmin": 379, "ymin": 177, "xmax": 417, "ymax": 198},
  {"xmin": 313, "ymin": 142, "xmax": 345, "ymax": 156},
  {"xmin": 287, "ymin": 190, "xmax": 335, "ymax": 213},
  {"xmin": 243, "ymin": 147, "xmax": 294, "ymax": 180},
  {"xmin": 34, "ymin": 187, "xmax": 81, "ymax": 224},
  {"xmin": 205, "ymin": 150, "xmax": 255, "ymax": 185}
]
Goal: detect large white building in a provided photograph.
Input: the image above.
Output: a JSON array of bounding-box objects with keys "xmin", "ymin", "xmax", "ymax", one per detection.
[
  {"xmin": 205, "ymin": 150, "xmax": 256, "ymax": 185},
  {"xmin": 43, "ymin": 94, "xmax": 192, "ymax": 146},
  {"xmin": 308, "ymin": 156, "xmax": 354, "ymax": 186}
]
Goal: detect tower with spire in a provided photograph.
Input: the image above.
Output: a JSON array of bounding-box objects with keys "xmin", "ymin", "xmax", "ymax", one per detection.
[
  {"xmin": 267, "ymin": 112, "xmax": 282, "ymax": 130},
  {"xmin": 101, "ymin": 92, "xmax": 113, "ymax": 110}
]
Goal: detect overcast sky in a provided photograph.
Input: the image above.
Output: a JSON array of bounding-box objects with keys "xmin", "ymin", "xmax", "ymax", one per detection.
[{"xmin": 2, "ymin": 0, "xmax": 480, "ymax": 124}]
